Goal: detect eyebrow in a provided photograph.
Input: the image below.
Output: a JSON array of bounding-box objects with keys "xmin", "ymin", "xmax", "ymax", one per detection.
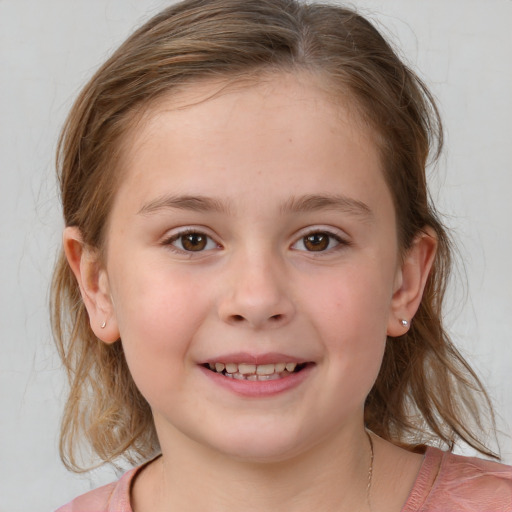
[
  {"xmin": 138, "ymin": 193, "xmax": 373, "ymax": 220},
  {"xmin": 281, "ymin": 194, "xmax": 373, "ymax": 220},
  {"xmin": 138, "ymin": 195, "xmax": 232, "ymax": 215}
]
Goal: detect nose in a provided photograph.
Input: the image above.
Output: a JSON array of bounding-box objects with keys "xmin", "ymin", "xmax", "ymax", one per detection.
[{"xmin": 217, "ymin": 251, "xmax": 295, "ymax": 329}]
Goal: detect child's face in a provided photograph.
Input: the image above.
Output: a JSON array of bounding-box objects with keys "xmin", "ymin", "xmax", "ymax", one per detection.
[{"xmin": 99, "ymin": 74, "xmax": 407, "ymax": 461}]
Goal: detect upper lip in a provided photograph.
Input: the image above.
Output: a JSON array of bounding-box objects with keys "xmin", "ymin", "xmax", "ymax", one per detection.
[{"xmin": 200, "ymin": 352, "xmax": 312, "ymax": 365}]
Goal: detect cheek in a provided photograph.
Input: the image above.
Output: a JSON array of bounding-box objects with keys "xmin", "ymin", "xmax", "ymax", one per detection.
[
  {"xmin": 110, "ymin": 266, "xmax": 210, "ymax": 394},
  {"xmin": 307, "ymin": 260, "xmax": 395, "ymax": 335},
  {"xmin": 304, "ymin": 261, "xmax": 392, "ymax": 391},
  {"xmin": 113, "ymin": 260, "xmax": 206, "ymax": 333}
]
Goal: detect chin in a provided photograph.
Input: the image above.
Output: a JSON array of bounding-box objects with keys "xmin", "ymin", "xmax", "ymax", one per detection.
[{"xmin": 205, "ymin": 424, "xmax": 317, "ymax": 464}]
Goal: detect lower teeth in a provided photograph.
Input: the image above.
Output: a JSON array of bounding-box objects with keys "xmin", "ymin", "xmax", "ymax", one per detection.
[{"xmin": 225, "ymin": 370, "xmax": 291, "ymax": 381}]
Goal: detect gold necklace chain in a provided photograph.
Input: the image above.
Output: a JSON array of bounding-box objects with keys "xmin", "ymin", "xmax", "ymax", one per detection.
[{"xmin": 366, "ymin": 430, "xmax": 375, "ymax": 511}]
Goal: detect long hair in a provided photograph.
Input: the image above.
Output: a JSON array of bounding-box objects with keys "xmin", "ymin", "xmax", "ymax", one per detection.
[{"xmin": 51, "ymin": 0, "xmax": 497, "ymax": 471}]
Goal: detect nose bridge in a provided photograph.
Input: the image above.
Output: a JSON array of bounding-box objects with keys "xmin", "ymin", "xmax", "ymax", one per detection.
[{"xmin": 217, "ymin": 243, "xmax": 295, "ymax": 329}]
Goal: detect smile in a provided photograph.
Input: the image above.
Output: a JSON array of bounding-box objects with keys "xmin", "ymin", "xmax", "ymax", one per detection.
[{"xmin": 203, "ymin": 362, "xmax": 308, "ymax": 381}]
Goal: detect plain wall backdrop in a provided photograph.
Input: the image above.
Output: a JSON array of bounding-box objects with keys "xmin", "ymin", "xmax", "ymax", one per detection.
[{"xmin": 1, "ymin": 1, "xmax": 511, "ymax": 510}]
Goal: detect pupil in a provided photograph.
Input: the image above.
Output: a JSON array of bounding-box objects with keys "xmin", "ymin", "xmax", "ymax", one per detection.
[
  {"xmin": 305, "ymin": 233, "xmax": 328, "ymax": 251},
  {"xmin": 182, "ymin": 233, "xmax": 206, "ymax": 251}
]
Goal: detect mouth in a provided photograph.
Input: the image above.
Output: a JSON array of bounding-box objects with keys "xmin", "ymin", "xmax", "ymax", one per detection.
[{"xmin": 201, "ymin": 361, "xmax": 310, "ymax": 381}]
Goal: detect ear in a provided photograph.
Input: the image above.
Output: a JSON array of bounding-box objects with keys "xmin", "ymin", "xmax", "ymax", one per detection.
[
  {"xmin": 63, "ymin": 226, "xmax": 120, "ymax": 343},
  {"xmin": 387, "ymin": 228, "xmax": 437, "ymax": 337}
]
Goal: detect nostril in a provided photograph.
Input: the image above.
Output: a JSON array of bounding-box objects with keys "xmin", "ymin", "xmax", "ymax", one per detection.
[{"xmin": 229, "ymin": 313, "xmax": 282, "ymax": 323}]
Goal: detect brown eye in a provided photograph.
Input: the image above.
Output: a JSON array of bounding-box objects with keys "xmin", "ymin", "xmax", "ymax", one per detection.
[
  {"xmin": 303, "ymin": 233, "xmax": 330, "ymax": 251},
  {"xmin": 181, "ymin": 233, "xmax": 207, "ymax": 251},
  {"xmin": 291, "ymin": 230, "xmax": 344, "ymax": 253},
  {"xmin": 168, "ymin": 231, "xmax": 218, "ymax": 252}
]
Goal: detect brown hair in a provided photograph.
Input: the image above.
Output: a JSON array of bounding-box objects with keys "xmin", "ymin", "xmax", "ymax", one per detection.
[{"xmin": 51, "ymin": 0, "xmax": 497, "ymax": 472}]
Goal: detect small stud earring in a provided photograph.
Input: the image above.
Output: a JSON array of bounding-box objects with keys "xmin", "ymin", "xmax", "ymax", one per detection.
[
  {"xmin": 101, "ymin": 320, "xmax": 107, "ymax": 329},
  {"xmin": 400, "ymin": 319, "xmax": 409, "ymax": 327}
]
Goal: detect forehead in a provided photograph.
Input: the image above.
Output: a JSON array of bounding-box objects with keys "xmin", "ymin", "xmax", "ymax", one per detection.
[
  {"xmin": 129, "ymin": 72, "xmax": 371, "ymax": 146},
  {"xmin": 113, "ymin": 73, "xmax": 389, "ymax": 215}
]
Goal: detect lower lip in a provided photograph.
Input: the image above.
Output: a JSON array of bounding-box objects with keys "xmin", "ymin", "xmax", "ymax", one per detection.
[{"xmin": 199, "ymin": 364, "xmax": 314, "ymax": 397}]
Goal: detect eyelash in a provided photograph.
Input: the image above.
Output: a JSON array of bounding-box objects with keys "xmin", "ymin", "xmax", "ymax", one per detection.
[
  {"xmin": 291, "ymin": 229, "xmax": 349, "ymax": 254},
  {"xmin": 162, "ymin": 227, "xmax": 349, "ymax": 255},
  {"xmin": 162, "ymin": 228, "xmax": 221, "ymax": 254}
]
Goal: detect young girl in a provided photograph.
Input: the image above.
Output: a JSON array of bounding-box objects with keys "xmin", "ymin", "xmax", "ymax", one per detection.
[{"xmin": 52, "ymin": 0, "xmax": 512, "ymax": 510}]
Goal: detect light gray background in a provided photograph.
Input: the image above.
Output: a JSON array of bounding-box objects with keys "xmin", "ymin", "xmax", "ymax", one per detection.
[{"xmin": 1, "ymin": 1, "xmax": 511, "ymax": 510}]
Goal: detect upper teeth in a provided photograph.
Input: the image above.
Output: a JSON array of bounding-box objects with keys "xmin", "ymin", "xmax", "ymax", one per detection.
[{"xmin": 208, "ymin": 362, "xmax": 298, "ymax": 375}]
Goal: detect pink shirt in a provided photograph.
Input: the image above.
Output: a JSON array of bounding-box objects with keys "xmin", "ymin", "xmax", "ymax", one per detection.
[{"xmin": 56, "ymin": 447, "xmax": 512, "ymax": 511}]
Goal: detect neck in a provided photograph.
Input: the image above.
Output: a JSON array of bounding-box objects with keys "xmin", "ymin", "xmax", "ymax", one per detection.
[{"xmin": 143, "ymin": 425, "xmax": 373, "ymax": 512}]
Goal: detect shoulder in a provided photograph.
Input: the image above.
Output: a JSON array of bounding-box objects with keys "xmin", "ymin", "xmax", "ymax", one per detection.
[
  {"xmin": 403, "ymin": 447, "xmax": 512, "ymax": 512},
  {"xmin": 54, "ymin": 466, "xmax": 138, "ymax": 512}
]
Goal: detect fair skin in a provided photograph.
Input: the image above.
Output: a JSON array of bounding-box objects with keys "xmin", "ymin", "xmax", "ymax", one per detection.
[{"xmin": 65, "ymin": 74, "xmax": 436, "ymax": 512}]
